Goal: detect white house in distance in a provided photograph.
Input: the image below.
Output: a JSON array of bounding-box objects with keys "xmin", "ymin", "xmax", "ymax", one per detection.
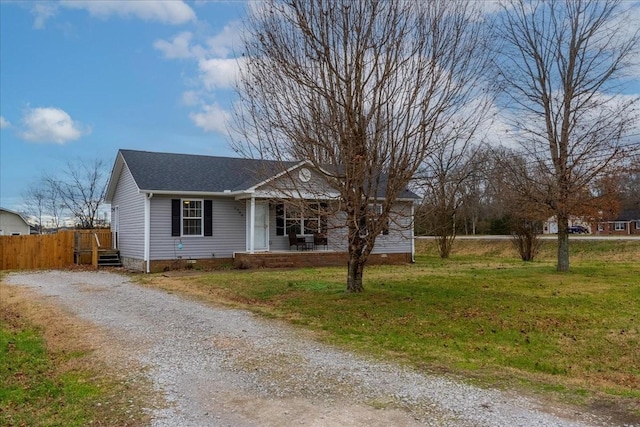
[
  {"xmin": 0, "ymin": 207, "xmax": 31, "ymax": 236},
  {"xmin": 105, "ymin": 149, "xmax": 418, "ymax": 273}
]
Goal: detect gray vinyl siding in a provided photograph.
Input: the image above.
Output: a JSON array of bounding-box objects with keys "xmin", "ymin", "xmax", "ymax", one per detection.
[
  {"xmin": 268, "ymin": 201, "xmax": 413, "ymax": 254},
  {"xmin": 111, "ymin": 166, "xmax": 145, "ymax": 261},
  {"xmin": 371, "ymin": 202, "xmax": 413, "ymax": 254},
  {"xmin": 149, "ymin": 196, "xmax": 247, "ymax": 260}
]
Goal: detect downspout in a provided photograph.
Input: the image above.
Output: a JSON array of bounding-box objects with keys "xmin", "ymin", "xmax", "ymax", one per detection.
[
  {"xmin": 411, "ymin": 203, "xmax": 415, "ymax": 263},
  {"xmin": 144, "ymin": 193, "xmax": 153, "ymax": 273},
  {"xmin": 249, "ymin": 196, "xmax": 256, "ymax": 254}
]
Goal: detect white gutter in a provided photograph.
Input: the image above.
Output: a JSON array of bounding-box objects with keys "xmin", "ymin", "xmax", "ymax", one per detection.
[
  {"xmin": 144, "ymin": 193, "xmax": 153, "ymax": 273},
  {"xmin": 138, "ymin": 189, "xmax": 248, "ymax": 197}
]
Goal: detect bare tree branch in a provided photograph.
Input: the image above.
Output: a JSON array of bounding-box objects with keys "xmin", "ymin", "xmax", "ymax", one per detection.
[{"xmin": 233, "ymin": 0, "xmax": 492, "ymax": 291}]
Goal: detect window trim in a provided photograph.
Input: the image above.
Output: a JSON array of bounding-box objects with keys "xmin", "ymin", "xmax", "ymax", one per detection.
[
  {"xmin": 276, "ymin": 202, "xmax": 327, "ymax": 236},
  {"xmin": 181, "ymin": 198, "xmax": 204, "ymax": 237},
  {"xmin": 614, "ymin": 221, "xmax": 626, "ymax": 231}
]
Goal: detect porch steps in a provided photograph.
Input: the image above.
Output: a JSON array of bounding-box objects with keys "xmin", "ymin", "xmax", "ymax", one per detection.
[{"xmin": 98, "ymin": 250, "xmax": 122, "ymax": 267}]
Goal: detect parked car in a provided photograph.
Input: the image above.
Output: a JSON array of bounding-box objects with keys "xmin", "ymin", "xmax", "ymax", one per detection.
[{"xmin": 568, "ymin": 225, "xmax": 589, "ymax": 234}]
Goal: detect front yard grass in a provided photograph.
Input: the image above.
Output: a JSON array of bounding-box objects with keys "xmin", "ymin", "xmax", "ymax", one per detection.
[
  {"xmin": 142, "ymin": 239, "xmax": 640, "ymax": 421},
  {"xmin": 0, "ymin": 285, "xmax": 150, "ymax": 427}
]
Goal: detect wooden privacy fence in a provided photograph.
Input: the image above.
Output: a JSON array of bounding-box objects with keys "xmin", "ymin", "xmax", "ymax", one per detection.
[
  {"xmin": 74, "ymin": 230, "xmax": 112, "ymax": 265},
  {"xmin": 0, "ymin": 230, "xmax": 112, "ymax": 271}
]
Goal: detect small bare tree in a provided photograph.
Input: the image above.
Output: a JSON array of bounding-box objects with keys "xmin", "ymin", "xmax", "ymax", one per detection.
[
  {"xmin": 495, "ymin": 0, "xmax": 640, "ymax": 271},
  {"xmin": 233, "ymin": 0, "xmax": 492, "ymax": 291},
  {"xmin": 22, "ymin": 177, "xmax": 64, "ymax": 232},
  {"xmin": 419, "ymin": 141, "xmax": 486, "ymax": 258},
  {"xmin": 54, "ymin": 159, "xmax": 108, "ymax": 229}
]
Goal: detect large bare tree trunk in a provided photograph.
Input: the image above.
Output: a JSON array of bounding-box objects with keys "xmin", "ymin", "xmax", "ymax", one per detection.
[
  {"xmin": 556, "ymin": 211, "xmax": 570, "ymax": 272},
  {"xmin": 346, "ymin": 252, "xmax": 365, "ymax": 293}
]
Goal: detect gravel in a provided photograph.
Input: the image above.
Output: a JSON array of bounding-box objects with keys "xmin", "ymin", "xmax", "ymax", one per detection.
[{"xmin": 4, "ymin": 270, "xmax": 619, "ymax": 427}]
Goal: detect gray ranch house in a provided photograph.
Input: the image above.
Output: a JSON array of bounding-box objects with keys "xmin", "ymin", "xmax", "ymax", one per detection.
[{"xmin": 105, "ymin": 149, "xmax": 417, "ymax": 273}]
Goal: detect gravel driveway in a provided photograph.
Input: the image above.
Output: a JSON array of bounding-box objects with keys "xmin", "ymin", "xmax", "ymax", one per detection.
[{"xmin": 4, "ymin": 271, "xmax": 616, "ymax": 427}]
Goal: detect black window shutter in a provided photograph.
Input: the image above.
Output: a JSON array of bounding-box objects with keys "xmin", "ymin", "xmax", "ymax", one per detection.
[
  {"xmin": 276, "ymin": 203, "xmax": 284, "ymax": 236},
  {"xmin": 171, "ymin": 199, "xmax": 181, "ymax": 236},
  {"xmin": 204, "ymin": 200, "xmax": 213, "ymax": 236}
]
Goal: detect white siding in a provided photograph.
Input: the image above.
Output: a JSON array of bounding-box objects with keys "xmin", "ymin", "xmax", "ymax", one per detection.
[
  {"xmin": 111, "ymin": 166, "xmax": 145, "ymax": 261},
  {"xmin": 149, "ymin": 196, "xmax": 247, "ymax": 260},
  {"xmin": 0, "ymin": 211, "xmax": 30, "ymax": 236}
]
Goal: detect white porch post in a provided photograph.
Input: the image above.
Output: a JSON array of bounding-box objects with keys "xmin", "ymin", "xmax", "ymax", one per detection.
[{"xmin": 248, "ymin": 196, "xmax": 256, "ymax": 254}]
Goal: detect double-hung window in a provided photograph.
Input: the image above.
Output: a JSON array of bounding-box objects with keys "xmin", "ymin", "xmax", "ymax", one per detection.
[
  {"xmin": 182, "ymin": 199, "xmax": 203, "ymax": 236},
  {"xmin": 614, "ymin": 222, "xmax": 626, "ymax": 231},
  {"xmin": 171, "ymin": 199, "xmax": 212, "ymax": 237}
]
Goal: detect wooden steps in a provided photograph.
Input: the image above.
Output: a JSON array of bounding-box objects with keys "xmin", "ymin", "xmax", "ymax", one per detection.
[{"xmin": 98, "ymin": 249, "xmax": 122, "ymax": 267}]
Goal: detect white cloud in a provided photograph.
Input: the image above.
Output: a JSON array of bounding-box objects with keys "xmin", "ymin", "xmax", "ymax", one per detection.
[
  {"xmin": 205, "ymin": 21, "xmax": 242, "ymax": 58},
  {"xmin": 198, "ymin": 57, "xmax": 243, "ymax": 90},
  {"xmin": 20, "ymin": 107, "xmax": 90, "ymax": 144},
  {"xmin": 189, "ymin": 103, "xmax": 230, "ymax": 133},
  {"xmin": 153, "ymin": 21, "xmax": 243, "ymax": 133},
  {"xmin": 154, "ymin": 31, "xmax": 205, "ymax": 59},
  {"xmin": 181, "ymin": 90, "xmax": 200, "ymax": 106},
  {"xmin": 31, "ymin": 2, "xmax": 57, "ymax": 29},
  {"xmin": 0, "ymin": 116, "xmax": 10, "ymax": 129},
  {"xmin": 60, "ymin": 0, "xmax": 195, "ymax": 25}
]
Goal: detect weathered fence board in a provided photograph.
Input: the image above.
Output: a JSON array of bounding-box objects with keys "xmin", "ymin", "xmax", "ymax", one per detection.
[{"xmin": 0, "ymin": 230, "xmax": 112, "ymax": 270}]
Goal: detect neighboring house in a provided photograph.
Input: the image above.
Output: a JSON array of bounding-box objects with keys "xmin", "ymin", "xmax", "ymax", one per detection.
[
  {"xmin": 592, "ymin": 210, "xmax": 640, "ymax": 236},
  {"xmin": 105, "ymin": 149, "xmax": 418, "ymax": 273},
  {"xmin": 0, "ymin": 208, "xmax": 31, "ymax": 236},
  {"xmin": 543, "ymin": 216, "xmax": 591, "ymax": 234}
]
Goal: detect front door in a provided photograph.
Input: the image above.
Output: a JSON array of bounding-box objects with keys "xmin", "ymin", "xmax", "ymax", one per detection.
[{"xmin": 253, "ymin": 202, "xmax": 269, "ymax": 251}]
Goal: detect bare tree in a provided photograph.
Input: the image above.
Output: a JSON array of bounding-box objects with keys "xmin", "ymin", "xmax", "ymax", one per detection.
[
  {"xmin": 54, "ymin": 159, "xmax": 109, "ymax": 229},
  {"xmin": 22, "ymin": 177, "xmax": 64, "ymax": 232},
  {"xmin": 233, "ymin": 0, "xmax": 491, "ymax": 291},
  {"xmin": 418, "ymin": 141, "xmax": 485, "ymax": 258},
  {"xmin": 494, "ymin": 0, "xmax": 640, "ymax": 271},
  {"xmin": 21, "ymin": 184, "xmax": 46, "ymax": 234}
]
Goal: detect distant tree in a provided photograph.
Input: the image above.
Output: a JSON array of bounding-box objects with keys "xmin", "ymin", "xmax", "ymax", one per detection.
[
  {"xmin": 21, "ymin": 184, "xmax": 46, "ymax": 234},
  {"xmin": 418, "ymin": 141, "xmax": 486, "ymax": 258},
  {"xmin": 494, "ymin": 0, "xmax": 640, "ymax": 271},
  {"xmin": 233, "ymin": 0, "xmax": 492, "ymax": 291},
  {"xmin": 57, "ymin": 159, "xmax": 108, "ymax": 229},
  {"xmin": 22, "ymin": 177, "xmax": 64, "ymax": 232}
]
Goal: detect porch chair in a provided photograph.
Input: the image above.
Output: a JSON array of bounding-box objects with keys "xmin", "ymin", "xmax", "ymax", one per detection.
[
  {"xmin": 288, "ymin": 230, "xmax": 304, "ymax": 250},
  {"xmin": 313, "ymin": 233, "xmax": 328, "ymax": 250}
]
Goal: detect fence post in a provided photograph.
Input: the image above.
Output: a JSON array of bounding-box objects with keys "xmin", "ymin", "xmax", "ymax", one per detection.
[{"xmin": 91, "ymin": 233, "xmax": 99, "ymax": 269}]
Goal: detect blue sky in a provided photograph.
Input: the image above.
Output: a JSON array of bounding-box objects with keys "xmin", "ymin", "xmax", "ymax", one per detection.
[
  {"xmin": 1, "ymin": 1, "xmax": 638, "ymax": 215},
  {"xmin": 1, "ymin": 0, "xmax": 247, "ymax": 212}
]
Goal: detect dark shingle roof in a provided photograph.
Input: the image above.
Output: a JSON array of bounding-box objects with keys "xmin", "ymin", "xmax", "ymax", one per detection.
[
  {"xmin": 120, "ymin": 149, "xmax": 296, "ymax": 193},
  {"xmin": 117, "ymin": 149, "xmax": 419, "ymax": 199}
]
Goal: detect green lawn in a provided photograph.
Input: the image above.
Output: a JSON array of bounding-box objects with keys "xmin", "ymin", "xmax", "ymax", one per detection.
[
  {"xmin": 0, "ymin": 291, "xmax": 149, "ymax": 427},
  {"xmin": 144, "ymin": 239, "xmax": 640, "ymax": 415}
]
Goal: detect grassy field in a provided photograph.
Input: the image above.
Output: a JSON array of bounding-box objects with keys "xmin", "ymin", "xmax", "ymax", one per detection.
[
  {"xmin": 141, "ymin": 238, "xmax": 640, "ymax": 420},
  {"xmin": 0, "ymin": 284, "xmax": 150, "ymax": 427}
]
